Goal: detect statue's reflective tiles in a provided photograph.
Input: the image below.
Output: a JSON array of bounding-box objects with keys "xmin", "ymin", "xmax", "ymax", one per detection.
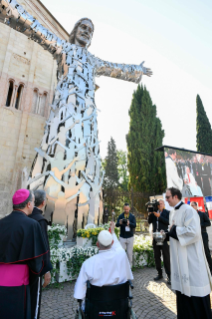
[{"xmin": 0, "ymin": 1, "xmax": 152, "ymax": 239}]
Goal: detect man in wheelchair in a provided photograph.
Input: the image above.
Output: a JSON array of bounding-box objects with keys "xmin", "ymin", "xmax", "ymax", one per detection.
[{"xmin": 74, "ymin": 222, "xmax": 137, "ymax": 318}]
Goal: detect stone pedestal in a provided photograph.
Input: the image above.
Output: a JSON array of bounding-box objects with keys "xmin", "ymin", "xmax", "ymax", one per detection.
[
  {"xmin": 56, "ymin": 261, "xmax": 77, "ymax": 283},
  {"xmin": 76, "ymin": 237, "xmax": 92, "ymax": 248}
]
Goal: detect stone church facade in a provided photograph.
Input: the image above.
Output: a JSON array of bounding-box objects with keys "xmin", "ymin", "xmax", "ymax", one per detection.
[{"xmin": 0, "ymin": 0, "xmax": 69, "ymax": 217}]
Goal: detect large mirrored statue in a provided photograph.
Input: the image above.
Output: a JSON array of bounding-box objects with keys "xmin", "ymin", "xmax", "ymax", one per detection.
[{"xmin": 0, "ymin": 0, "xmax": 152, "ymax": 239}]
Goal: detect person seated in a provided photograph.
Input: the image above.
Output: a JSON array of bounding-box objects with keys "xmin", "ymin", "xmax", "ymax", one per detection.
[
  {"xmin": 184, "ymin": 166, "xmax": 196, "ymax": 186},
  {"xmin": 183, "ymin": 166, "xmax": 203, "ymax": 196},
  {"xmin": 74, "ymin": 222, "xmax": 133, "ymax": 302}
]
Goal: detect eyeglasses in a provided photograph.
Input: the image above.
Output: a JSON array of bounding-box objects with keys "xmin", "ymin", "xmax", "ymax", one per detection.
[{"xmin": 165, "ymin": 196, "xmax": 171, "ymax": 199}]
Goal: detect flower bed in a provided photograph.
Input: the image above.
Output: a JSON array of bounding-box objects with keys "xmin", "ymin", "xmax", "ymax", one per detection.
[
  {"xmin": 49, "ymin": 244, "xmax": 98, "ymax": 283},
  {"xmin": 48, "ymin": 225, "xmax": 155, "ymax": 283},
  {"xmin": 48, "ymin": 224, "xmax": 67, "ymax": 248},
  {"xmin": 133, "ymin": 235, "xmax": 155, "ymax": 268},
  {"xmin": 77, "ymin": 223, "xmax": 119, "ymax": 246}
]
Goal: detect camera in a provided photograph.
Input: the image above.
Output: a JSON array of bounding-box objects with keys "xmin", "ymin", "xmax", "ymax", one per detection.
[
  {"xmin": 122, "ymin": 218, "xmax": 128, "ymax": 225},
  {"xmin": 145, "ymin": 200, "xmax": 159, "ymax": 213}
]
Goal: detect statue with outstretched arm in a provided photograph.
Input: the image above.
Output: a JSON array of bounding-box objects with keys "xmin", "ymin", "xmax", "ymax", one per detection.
[{"xmin": 0, "ymin": 0, "xmax": 152, "ymax": 238}]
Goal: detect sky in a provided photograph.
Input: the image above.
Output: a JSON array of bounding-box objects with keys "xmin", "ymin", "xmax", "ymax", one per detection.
[{"xmin": 41, "ymin": 0, "xmax": 212, "ymax": 158}]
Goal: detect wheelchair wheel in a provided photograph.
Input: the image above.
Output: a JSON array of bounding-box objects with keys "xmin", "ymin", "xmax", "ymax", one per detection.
[
  {"xmin": 130, "ymin": 309, "xmax": 138, "ymax": 319},
  {"xmin": 75, "ymin": 309, "xmax": 85, "ymax": 319}
]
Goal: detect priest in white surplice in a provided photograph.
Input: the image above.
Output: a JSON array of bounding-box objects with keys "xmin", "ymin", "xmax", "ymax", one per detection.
[
  {"xmin": 165, "ymin": 187, "xmax": 212, "ymax": 319},
  {"xmin": 74, "ymin": 222, "xmax": 133, "ymax": 300},
  {"xmin": 165, "ymin": 149, "xmax": 183, "ymax": 190}
]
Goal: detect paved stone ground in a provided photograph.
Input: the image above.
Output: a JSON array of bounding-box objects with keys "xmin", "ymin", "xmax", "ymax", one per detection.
[
  {"xmin": 40, "ymin": 267, "xmax": 177, "ymax": 319},
  {"xmin": 40, "ymin": 267, "xmax": 212, "ymax": 319}
]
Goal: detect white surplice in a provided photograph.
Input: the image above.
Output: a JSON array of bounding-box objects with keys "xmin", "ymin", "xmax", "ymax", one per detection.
[
  {"xmin": 166, "ymin": 157, "xmax": 183, "ymax": 190},
  {"xmin": 169, "ymin": 203, "xmax": 212, "ymax": 297},
  {"xmin": 74, "ymin": 233, "xmax": 133, "ymax": 299}
]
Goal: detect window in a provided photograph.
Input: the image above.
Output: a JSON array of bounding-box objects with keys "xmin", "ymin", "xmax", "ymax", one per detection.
[
  {"xmin": 31, "ymin": 90, "xmax": 47, "ymax": 116},
  {"xmin": 6, "ymin": 81, "xmax": 14, "ymax": 107},
  {"xmin": 14, "ymin": 84, "xmax": 24, "ymax": 110},
  {"xmin": 40, "ymin": 93, "xmax": 47, "ymax": 117},
  {"xmin": 31, "ymin": 89, "xmax": 39, "ymax": 114}
]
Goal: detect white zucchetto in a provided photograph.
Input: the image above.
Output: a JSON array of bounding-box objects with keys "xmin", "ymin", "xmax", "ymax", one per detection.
[{"xmin": 98, "ymin": 230, "xmax": 113, "ymax": 246}]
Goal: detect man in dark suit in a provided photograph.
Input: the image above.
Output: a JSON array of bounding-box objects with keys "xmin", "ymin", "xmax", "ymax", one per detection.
[
  {"xmin": 192, "ymin": 157, "xmax": 202, "ymax": 190},
  {"xmin": 29, "ymin": 190, "xmax": 52, "ymax": 319},
  {"xmin": 190, "ymin": 201, "xmax": 212, "ymax": 274},
  {"xmin": 205, "ymin": 158, "xmax": 211, "ymax": 178},
  {"xmin": 148, "ymin": 199, "xmax": 171, "ymax": 284},
  {"xmin": 200, "ymin": 156, "xmax": 211, "ymax": 195}
]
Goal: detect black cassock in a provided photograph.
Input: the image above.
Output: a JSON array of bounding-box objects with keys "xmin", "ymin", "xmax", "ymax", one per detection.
[
  {"xmin": 0, "ymin": 211, "xmax": 48, "ymax": 319},
  {"xmin": 176, "ymin": 291, "xmax": 212, "ymax": 319},
  {"xmin": 29, "ymin": 207, "xmax": 53, "ymax": 319}
]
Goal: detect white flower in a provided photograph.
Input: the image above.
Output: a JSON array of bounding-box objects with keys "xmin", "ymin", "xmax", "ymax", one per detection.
[{"xmin": 50, "ymin": 245, "xmax": 99, "ymax": 262}]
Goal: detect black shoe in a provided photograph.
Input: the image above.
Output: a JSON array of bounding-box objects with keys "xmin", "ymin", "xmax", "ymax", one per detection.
[
  {"xmin": 167, "ymin": 277, "xmax": 171, "ymax": 285},
  {"xmin": 154, "ymin": 274, "xmax": 163, "ymax": 281}
]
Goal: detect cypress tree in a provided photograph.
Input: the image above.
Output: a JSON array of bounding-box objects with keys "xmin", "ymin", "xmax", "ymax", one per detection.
[
  {"xmin": 117, "ymin": 150, "xmax": 129, "ymax": 191},
  {"xmin": 126, "ymin": 84, "xmax": 166, "ymax": 194},
  {"xmin": 152, "ymin": 117, "xmax": 166, "ymax": 192},
  {"xmin": 103, "ymin": 137, "xmax": 119, "ymax": 189},
  {"xmin": 196, "ymin": 95, "xmax": 212, "ymax": 154}
]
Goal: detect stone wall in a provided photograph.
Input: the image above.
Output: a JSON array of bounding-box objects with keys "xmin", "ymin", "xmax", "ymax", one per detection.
[{"xmin": 0, "ymin": 0, "xmax": 69, "ymax": 216}]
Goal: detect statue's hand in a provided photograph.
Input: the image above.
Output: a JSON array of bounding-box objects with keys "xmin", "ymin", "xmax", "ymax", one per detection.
[{"xmin": 140, "ymin": 61, "xmax": 153, "ymax": 77}]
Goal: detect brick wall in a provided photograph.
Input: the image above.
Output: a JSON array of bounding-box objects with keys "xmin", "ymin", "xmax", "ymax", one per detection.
[{"xmin": 0, "ymin": 0, "xmax": 69, "ymax": 216}]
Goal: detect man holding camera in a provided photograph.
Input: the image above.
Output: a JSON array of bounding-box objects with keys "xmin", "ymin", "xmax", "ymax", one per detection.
[
  {"xmin": 116, "ymin": 203, "xmax": 136, "ymax": 267},
  {"xmin": 148, "ymin": 199, "xmax": 171, "ymax": 284}
]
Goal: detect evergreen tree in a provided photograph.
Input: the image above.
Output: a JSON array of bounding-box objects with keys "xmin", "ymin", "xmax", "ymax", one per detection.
[
  {"xmin": 126, "ymin": 84, "xmax": 166, "ymax": 195},
  {"xmin": 152, "ymin": 117, "xmax": 167, "ymax": 192},
  {"xmin": 117, "ymin": 150, "xmax": 129, "ymax": 191},
  {"xmin": 196, "ymin": 95, "xmax": 212, "ymax": 154},
  {"xmin": 103, "ymin": 137, "xmax": 119, "ymax": 189}
]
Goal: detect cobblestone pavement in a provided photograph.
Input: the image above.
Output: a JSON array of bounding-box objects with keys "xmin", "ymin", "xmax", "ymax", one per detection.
[{"xmin": 40, "ymin": 267, "xmax": 212, "ymax": 319}]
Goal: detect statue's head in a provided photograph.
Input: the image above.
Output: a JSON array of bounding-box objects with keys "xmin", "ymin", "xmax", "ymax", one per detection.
[{"xmin": 69, "ymin": 18, "xmax": 94, "ymax": 48}]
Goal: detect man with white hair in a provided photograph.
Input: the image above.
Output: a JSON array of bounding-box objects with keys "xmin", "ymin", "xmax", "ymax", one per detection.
[
  {"xmin": 148, "ymin": 199, "xmax": 170, "ymax": 284},
  {"xmin": 184, "ymin": 166, "xmax": 196, "ymax": 186},
  {"xmin": 74, "ymin": 222, "xmax": 133, "ymax": 300},
  {"xmin": 184, "ymin": 166, "xmax": 203, "ymax": 196}
]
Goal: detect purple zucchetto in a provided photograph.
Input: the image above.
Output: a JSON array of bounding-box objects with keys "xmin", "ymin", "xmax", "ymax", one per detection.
[{"xmin": 12, "ymin": 189, "xmax": 30, "ymax": 205}]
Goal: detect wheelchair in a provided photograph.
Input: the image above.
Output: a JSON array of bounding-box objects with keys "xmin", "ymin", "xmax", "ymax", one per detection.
[{"xmin": 75, "ymin": 280, "xmax": 138, "ymax": 319}]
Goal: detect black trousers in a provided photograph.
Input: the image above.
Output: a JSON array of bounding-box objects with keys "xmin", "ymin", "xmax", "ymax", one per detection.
[
  {"xmin": 176, "ymin": 290, "xmax": 211, "ymax": 319},
  {"xmin": 202, "ymin": 176, "xmax": 211, "ymax": 195},
  {"xmin": 153, "ymin": 240, "xmax": 170, "ymax": 276},
  {"xmin": 196, "ymin": 175, "xmax": 202, "ymax": 190},
  {"xmin": 30, "ymin": 277, "xmax": 42, "ymax": 319},
  {"xmin": 202, "ymin": 232, "xmax": 212, "ymax": 273},
  {"xmin": 0, "ymin": 285, "xmax": 31, "ymax": 319}
]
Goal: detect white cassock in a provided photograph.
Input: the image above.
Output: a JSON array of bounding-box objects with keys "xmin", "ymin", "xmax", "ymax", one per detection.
[
  {"xmin": 184, "ymin": 173, "xmax": 203, "ymax": 196},
  {"xmin": 165, "ymin": 157, "xmax": 183, "ymax": 190},
  {"xmin": 169, "ymin": 204, "xmax": 212, "ymax": 318},
  {"xmin": 169, "ymin": 202, "xmax": 212, "ymax": 297},
  {"xmin": 74, "ymin": 233, "xmax": 133, "ymax": 300},
  {"xmin": 184, "ymin": 172, "xmax": 196, "ymax": 186}
]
